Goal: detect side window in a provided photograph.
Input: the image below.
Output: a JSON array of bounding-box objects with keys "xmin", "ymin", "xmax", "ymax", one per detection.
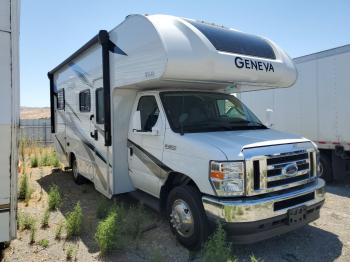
[
  {"xmin": 79, "ymin": 90, "xmax": 91, "ymax": 112},
  {"xmin": 95, "ymin": 88, "xmax": 104, "ymax": 124},
  {"xmin": 57, "ymin": 89, "xmax": 65, "ymax": 110},
  {"xmin": 137, "ymin": 96, "xmax": 159, "ymax": 132}
]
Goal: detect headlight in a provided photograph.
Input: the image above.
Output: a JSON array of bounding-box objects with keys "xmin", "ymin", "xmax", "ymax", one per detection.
[{"xmin": 209, "ymin": 161, "xmax": 245, "ymax": 196}]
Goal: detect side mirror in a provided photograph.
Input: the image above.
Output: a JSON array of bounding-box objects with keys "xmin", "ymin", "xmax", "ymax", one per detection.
[
  {"xmin": 132, "ymin": 111, "xmax": 142, "ymax": 132},
  {"xmin": 265, "ymin": 108, "xmax": 274, "ymax": 128}
]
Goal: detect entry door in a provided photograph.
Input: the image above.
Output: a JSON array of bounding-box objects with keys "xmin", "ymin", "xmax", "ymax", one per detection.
[
  {"xmin": 128, "ymin": 95, "xmax": 165, "ymax": 197},
  {"xmin": 90, "ymin": 87, "xmax": 111, "ymax": 197}
]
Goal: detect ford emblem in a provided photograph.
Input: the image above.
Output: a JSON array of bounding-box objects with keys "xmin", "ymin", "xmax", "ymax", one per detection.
[{"xmin": 283, "ymin": 163, "xmax": 298, "ymax": 177}]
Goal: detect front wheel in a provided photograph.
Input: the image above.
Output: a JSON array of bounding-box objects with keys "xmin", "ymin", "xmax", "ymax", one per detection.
[{"xmin": 166, "ymin": 185, "xmax": 208, "ymax": 250}]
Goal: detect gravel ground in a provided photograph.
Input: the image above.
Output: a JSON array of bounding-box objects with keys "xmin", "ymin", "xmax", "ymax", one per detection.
[{"xmin": 2, "ymin": 167, "xmax": 350, "ymax": 262}]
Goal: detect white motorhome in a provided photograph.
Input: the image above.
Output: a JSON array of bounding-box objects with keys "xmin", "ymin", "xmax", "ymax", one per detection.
[
  {"xmin": 240, "ymin": 45, "xmax": 350, "ymax": 183},
  {"xmin": 48, "ymin": 14, "xmax": 325, "ymax": 249},
  {"xmin": 0, "ymin": 0, "xmax": 20, "ymax": 244}
]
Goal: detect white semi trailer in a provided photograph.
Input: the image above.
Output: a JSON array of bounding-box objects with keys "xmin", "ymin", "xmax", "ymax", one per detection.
[
  {"xmin": 0, "ymin": 0, "xmax": 20, "ymax": 244},
  {"xmin": 48, "ymin": 14, "xmax": 325, "ymax": 249},
  {"xmin": 240, "ymin": 45, "xmax": 350, "ymax": 182}
]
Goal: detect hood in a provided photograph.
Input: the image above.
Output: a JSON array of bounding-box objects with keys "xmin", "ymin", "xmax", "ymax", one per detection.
[{"xmin": 184, "ymin": 129, "xmax": 310, "ymax": 160}]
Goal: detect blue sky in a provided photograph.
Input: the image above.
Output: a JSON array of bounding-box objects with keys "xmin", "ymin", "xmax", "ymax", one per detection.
[{"xmin": 21, "ymin": 0, "xmax": 350, "ymax": 107}]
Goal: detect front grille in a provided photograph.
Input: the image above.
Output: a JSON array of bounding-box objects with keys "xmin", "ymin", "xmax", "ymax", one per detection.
[
  {"xmin": 246, "ymin": 147, "xmax": 317, "ymax": 196},
  {"xmin": 266, "ymin": 151, "xmax": 312, "ymax": 188}
]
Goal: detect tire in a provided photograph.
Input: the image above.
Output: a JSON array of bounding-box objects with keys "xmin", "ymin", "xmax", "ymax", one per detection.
[
  {"xmin": 72, "ymin": 158, "xmax": 84, "ymax": 185},
  {"xmin": 166, "ymin": 185, "xmax": 208, "ymax": 250},
  {"xmin": 319, "ymin": 153, "xmax": 333, "ymax": 182}
]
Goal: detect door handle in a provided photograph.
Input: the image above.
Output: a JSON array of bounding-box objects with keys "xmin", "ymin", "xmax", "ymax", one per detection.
[{"xmin": 90, "ymin": 130, "xmax": 98, "ymax": 140}]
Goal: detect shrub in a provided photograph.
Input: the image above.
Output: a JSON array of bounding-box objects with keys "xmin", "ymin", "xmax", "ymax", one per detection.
[
  {"xmin": 30, "ymin": 154, "xmax": 39, "ymax": 168},
  {"xmin": 40, "ymin": 151, "xmax": 50, "ymax": 166},
  {"xmin": 29, "ymin": 224, "xmax": 37, "ymax": 244},
  {"xmin": 95, "ymin": 210, "xmax": 121, "ymax": 255},
  {"xmin": 66, "ymin": 244, "xmax": 76, "ymax": 261},
  {"xmin": 18, "ymin": 212, "xmax": 36, "ymax": 231},
  {"xmin": 18, "ymin": 172, "xmax": 29, "ymax": 200},
  {"xmin": 123, "ymin": 204, "xmax": 148, "ymax": 240},
  {"xmin": 66, "ymin": 202, "xmax": 83, "ymax": 238},
  {"xmin": 38, "ymin": 239, "xmax": 49, "ymax": 248},
  {"xmin": 55, "ymin": 221, "xmax": 64, "ymax": 240},
  {"xmin": 250, "ymin": 255, "xmax": 263, "ymax": 262},
  {"xmin": 203, "ymin": 223, "xmax": 232, "ymax": 262},
  {"xmin": 48, "ymin": 185, "xmax": 61, "ymax": 211},
  {"xmin": 50, "ymin": 151, "xmax": 60, "ymax": 167},
  {"xmin": 41, "ymin": 208, "xmax": 50, "ymax": 228},
  {"xmin": 96, "ymin": 198, "xmax": 112, "ymax": 219}
]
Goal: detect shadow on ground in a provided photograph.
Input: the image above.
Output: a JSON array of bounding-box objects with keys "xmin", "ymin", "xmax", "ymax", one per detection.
[
  {"xmin": 232, "ymin": 225, "xmax": 342, "ymax": 262},
  {"xmin": 326, "ymin": 179, "xmax": 350, "ymax": 198}
]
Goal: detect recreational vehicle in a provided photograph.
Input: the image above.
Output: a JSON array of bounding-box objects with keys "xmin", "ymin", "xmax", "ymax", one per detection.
[
  {"xmin": 48, "ymin": 14, "xmax": 325, "ymax": 249},
  {"xmin": 0, "ymin": 0, "xmax": 20, "ymax": 244},
  {"xmin": 240, "ymin": 45, "xmax": 350, "ymax": 183}
]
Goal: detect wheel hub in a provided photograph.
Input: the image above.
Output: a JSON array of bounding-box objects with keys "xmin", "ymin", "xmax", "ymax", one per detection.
[{"xmin": 170, "ymin": 199, "xmax": 194, "ymax": 237}]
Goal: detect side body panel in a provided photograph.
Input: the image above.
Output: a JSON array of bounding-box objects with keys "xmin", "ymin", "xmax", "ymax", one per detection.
[
  {"xmin": 0, "ymin": 0, "xmax": 19, "ymax": 242},
  {"xmin": 53, "ymin": 44, "xmax": 114, "ymax": 197}
]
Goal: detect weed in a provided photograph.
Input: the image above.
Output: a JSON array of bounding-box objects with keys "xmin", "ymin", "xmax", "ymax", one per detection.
[
  {"xmin": 40, "ymin": 151, "xmax": 50, "ymax": 166},
  {"xmin": 123, "ymin": 204, "xmax": 148, "ymax": 240},
  {"xmin": 250, "ymin": 255, "xmax": 263, "ymax": 262},
  {"xmin": 18, "ymin": 172, "xmax": 29, "ymax": 200},
  {"xmin": 66, "ymin": 202, "xmax": 83, "ymax": 239},
  {"xmin": 95, "ymin": 210, "xmax": 121, "ymax": 255},
  {"xmin": 41, "ymin": 208, "xmax": 50, "ymax": 228},
  {"xmin": 149, "ymin": 247, "xmax": 165, "ymax": 262},
  {"xmin": 50, "ymin": 151, "xmax": 60, "ymax": 167},
  {"xmin": 18, "ymin": 212, "xmax": 36, "ymax": 231},
  {"xmin": 30, "ymin": 154, "xmax": 39, "ymax": 168},
  {"xmin": 203, "ymin": 223, "xmax": 232, "ymax": 262},
  {"xmin": 38, "ymin": 239, "xmax": 49, "ymax": 248},
  {"xmin": 96, "ymin": 198, "xmax": 112, "ymax": 219},
  {"xmin": 66, "ymin": 244, "xmax": 76, "ymax": 261},
  {"xmin": 55, "ymin": 221, "xmax": 64, "ymax": 240},
  {"xmin": 29, "ymin": 224, "xmax": 37, "ymax": 244},
  {"xmin": 48, "ymin": 184, "xmax": 62, "ymax": 211}
]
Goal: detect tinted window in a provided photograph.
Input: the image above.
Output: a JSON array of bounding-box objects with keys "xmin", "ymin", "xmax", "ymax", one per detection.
[
  {"xmin": 79, "ymin": 90, "xmax": 91, "ymax": 112},
  {"xmin": 160, "ymin": 92, "xmax": 265, "ymax": 133},
  {"xmin": 57, "ymin": 89, "xmax": 65, "ymax": 110},
  {"xmin": 137, "ymin": 96, "xmax": 159, "ymax": 132},
  {"xmin": 96, "ymin": 88, "xmax": 104, "ymax": 124},
  {"xmin": 186, "ymin": 20, "xmax": 276, "ymax": 59}
]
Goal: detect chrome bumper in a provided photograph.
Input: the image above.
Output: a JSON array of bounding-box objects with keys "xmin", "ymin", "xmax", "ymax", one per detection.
[{"xmin": 202, "ymin": 178, "xmax": 325, "ymax": 223}]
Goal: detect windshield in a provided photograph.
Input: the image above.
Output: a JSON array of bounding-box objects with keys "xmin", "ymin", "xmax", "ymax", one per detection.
[{"xmin": 160, "ymin": 91, "xmax": 266, "ymax": 133}]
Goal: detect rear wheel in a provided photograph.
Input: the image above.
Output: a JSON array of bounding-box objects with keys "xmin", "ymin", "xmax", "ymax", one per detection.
[
  {"xmin": 319, "ymin": 152, "xmax": 333, "ymax": 182},
  {"xmin": 72, "ymin": 158, "xmax": 84, "ymax": 185},
  {"xmin": 166, "ymin": 185, "xmax": 208, "ymax": 250}
]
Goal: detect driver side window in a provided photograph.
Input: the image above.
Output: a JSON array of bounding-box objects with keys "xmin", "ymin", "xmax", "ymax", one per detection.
[{"xmin": 137, "ymin": 96, "xmax": 159, "ymax": 132}]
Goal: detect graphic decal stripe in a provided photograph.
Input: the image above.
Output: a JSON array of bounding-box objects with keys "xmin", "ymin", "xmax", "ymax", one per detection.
[{"xmin": 127, "ymin": 139, "xmax": 172, "ymax": 175}]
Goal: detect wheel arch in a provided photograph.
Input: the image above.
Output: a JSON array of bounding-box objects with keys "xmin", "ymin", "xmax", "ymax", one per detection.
[{"xmin": 160, "ymin": 172, "xmax": 201, "ymax": 214}]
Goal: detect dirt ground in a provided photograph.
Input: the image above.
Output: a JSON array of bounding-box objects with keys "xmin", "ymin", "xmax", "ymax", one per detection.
[
  {"xmin": 20, "ymin": 107, "xmax": 50, "ymax": 119},
  {"xmin": 2, "ymin": 166, "xmax": 350, "ymax": 262}
]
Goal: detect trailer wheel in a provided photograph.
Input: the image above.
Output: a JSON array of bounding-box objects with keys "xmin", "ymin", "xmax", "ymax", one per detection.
[
  {"xmin": 166, "ymin": 185, "xmax": 208, "ymax": 250},
  {"xmin": 319, "ymin": 153, "xmax": 333, "ymax": 182},
  {"xmin": 72, "ymin": 158, "xmax": 84, "ymax": 185}
]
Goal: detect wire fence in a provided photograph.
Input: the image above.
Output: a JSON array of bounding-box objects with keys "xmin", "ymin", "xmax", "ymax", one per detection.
[{"xmin": 20, "ymin": 118, "xmax": 53, "ymax": 144}]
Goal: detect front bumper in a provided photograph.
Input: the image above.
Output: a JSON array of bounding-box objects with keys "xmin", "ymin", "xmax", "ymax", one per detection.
[{"xmin": 202, "ymin": 178, "xmax": 325, "ymax": 243}]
